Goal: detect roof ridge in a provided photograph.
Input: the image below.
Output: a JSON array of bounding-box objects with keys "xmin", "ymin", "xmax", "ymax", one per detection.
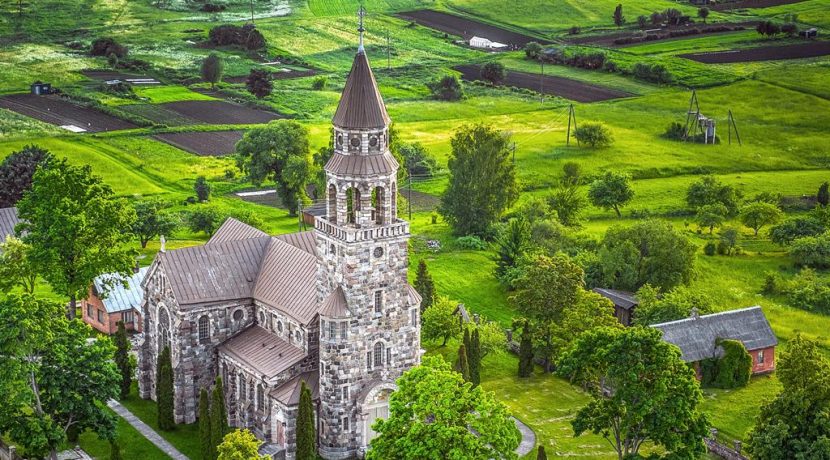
[
  {"xmin": 650, "ymin": 305, "xmax": 763, "ymax": 327},
  {"xmin": 332, "ymin": 51, "xmax": 390, "ymax": 129}
]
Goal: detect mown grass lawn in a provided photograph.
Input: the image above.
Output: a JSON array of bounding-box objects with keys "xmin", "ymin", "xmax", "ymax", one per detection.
[
  {"xmin": 78, "ymin": 408, "xmax": 170, "ymax": 460},
  {"xmin": 120, "ymin": 382, "xmax": 201, "ymax": 460}
]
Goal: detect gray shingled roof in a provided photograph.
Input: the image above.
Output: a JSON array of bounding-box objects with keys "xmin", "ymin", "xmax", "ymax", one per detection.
[
  {"xmin": 218, "ymin": 326, "xmax": 307, "ymax": 379},
  {"xmin": 325, "ymin": 151, "xmax": 399, "ymax": 177},
  {"xmin": 93, "ymin": 267, "xmax": 149, "ymax": 314},
  {"xmin": 208, "ymin": 218, "xmax": 268, "ymax": 245},
  {"xmin": 651, "ymin": 306, "xmax": 778, "ymax": 362},
  {"xmin": 332, "ymin": 51, "xmax": 390, "ymax": 129},
  {"xmin": 252, "ymin": 238, "xmax": 318, "ymax": 324},
  {"xmin": 0, "ymin": 207, "xmax": 20, "ymax": 241},
  {"xmin": 320, "ymin": 287, "xmax": 349, "ymax": 318},
  {"xmin": 270, "ymin": 370, "xmax": 319, "ymax": 406},
  {"xmin": 275, "ymin": 231, "xmax": 317, "ymax": 255},
  {"xmin": 593, "ymin": 288, "xmax": 638, "ymax": 310}
]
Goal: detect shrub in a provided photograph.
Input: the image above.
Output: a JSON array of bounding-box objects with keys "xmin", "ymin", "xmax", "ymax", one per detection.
[
  {"xmin": 245, "ymin": 29, "xmax": 266, "ymax": 50},
  {"xmin": 90, "ymin": 37, "xmax": 128, "ymax": 58},
  {"xmin": 209, "ymin": 24, "xmax": 267, "ymax": 50},
  {"xmin": 632, "ymin": 62, "xmax": 673, "ymax": 84},
  {"xmin": 400, "ymin": 142, "xmax": 438, "ymax": 176},
  {"xmin": 762, "ymin": 271, "xmax": 780, "ymax": 294},
  {"xmin": 790, "ymin": 232, "xmax": 830, "ymax": 268},
  {"xmin": 311, "ymin": 76, "xmax": 327, "ymax": 90},
  {"xmin": 783, "ymin": 268, "xmax": 830, "ymax": 314},
  {"xmin": 427, "ymin": 75, "xmax": 464, "ymax": 101},
  {"xmin": 637, "ymin": 15, "xmax": 648, "ymax": 29},
  {"xmin": 701, "ymin": 339, "xmax": 752, "ymax": 389},
  {"xmin": 770, "ymin": 216, "xmax": 825, "ymax": 246},
  {"xmin": 480, "ymin": 62, "xmax": 506, "ymax": 85},
  {"xmin": 568, "ymin": 26, "xmax": 581, "ymax": 35},
  {"xmin": 704, "ymin": 242, "xmax": 716, "ymax": 256},
  {"xmin": 456, "ymin": 235, "xmax": 487, "ymax": 250},
  {"xmin": 524, "ymin": 41, "xmax": 542, "ymax": 59},
  {"xmin": 200, "ymin": 3, "xmax": 226, "ymax": 12},
  {"xmin": 573, "ymin": 123, "xmax": 613, "ymax": 148},
  {"xmin": 663, "ymin": 122, "xmax": 685, "ymax": 140},
  {"xmin": 246, "ymin": 69, "xmax": 272, "ymax": 99},
  {"xmin": 818, "ymin": 182, "xmax": 829, "ymax": 207}
]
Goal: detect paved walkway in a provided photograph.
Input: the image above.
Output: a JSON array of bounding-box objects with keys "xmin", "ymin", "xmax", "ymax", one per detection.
[
  {"xmin": 513, "ymin": 416, "xmax": 537, "ymax": 457},
  {"xmin": 107, "ymin": 399, "xmax": 190, "ymax": 460}
]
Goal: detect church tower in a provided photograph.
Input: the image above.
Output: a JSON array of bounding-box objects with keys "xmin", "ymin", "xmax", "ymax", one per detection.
[{"xmin": 314, "ymin": 7, "xmax": 421, "ymax": 459}]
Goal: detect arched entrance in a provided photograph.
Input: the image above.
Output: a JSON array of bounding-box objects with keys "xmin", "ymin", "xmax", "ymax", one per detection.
[{"xmin": 361, "ymin": 382, "xmax": 396, "ymax": 448}]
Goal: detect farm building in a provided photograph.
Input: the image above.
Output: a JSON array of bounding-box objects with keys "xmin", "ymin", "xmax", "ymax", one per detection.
[
  {"xmin": 593, "ymin": 287, "xmax": 638, "ymax": 326},
  {"xmin": 82, "ymin": 266, "xmax": 148, "ymax": 335},
  {"xmin": 30, "ymin": 81, "xmax": 52, "ymax": 95},
  {"xmin": 469, "ymin": 36, "xmax": 508, "ymax": 49},
  {"xmin": 652, "ymin": 306, "xmax": 777, "ymax": 377},
  {"xmin": 0, "ymin": 207, "xmax": 20, "ymax": 242}
]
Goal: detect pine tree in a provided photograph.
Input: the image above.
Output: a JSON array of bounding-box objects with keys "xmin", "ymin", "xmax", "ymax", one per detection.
[
  {"xmin": 156, "ymin": 345, "xmax": 175, "ymax": 431},
  {"xmin": 818, "ymin": 182, "xmax": 829, "ymax": 207},
  {"xmin": 210, "ymin": 376, "xmax": 228, "ymax": 460},
  {"xmin": 114, "ymin": 321, "xmax": 132, "ymax": 400},
  {"xmin": 455, "ymin": 343, "xmax": 471, "ymax": 381},
  {"xmin": 613, "ymin": 3, "xmax": 625, "ymax": 27},
  {"xmin": 110, "ymin": 441, "xmax": 123, "ymax": 460},
  {"xmin": 414, "ymin": 259, "xmax": 435, "ymax": 315},
  {"xmin": 469, "ymin": 328, "xmax": 481, "ymax": 387},
  {"xmin": 199, "ymin": 388, "xmax": 212, "ymax": 460},
  {"xmin": 518, "ymin": 321, "xmax": 534, "ymax": 378},
  {"xmin": 296, "ymin": 381, "xmax": 317, "ymax": 460},
  {"xmin": 536, "ymin": 445, "xmax": 547, "ymax": 460}
]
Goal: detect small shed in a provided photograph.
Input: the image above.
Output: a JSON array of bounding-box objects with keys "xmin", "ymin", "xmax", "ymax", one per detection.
[
  {"xmin": 82, "ymin": 266, "xmax": 148, "ymax": 334},
  {"xmin": 469, "ymin": 36, "xmax": 508, "ymax": 50},
  {"xmin": 651, "ymin": 306, "xmax": 778, "ymax": 377},
  {"xmin": 30, "ymin": 81, "xmax": 52, "ymax": 95},
  {"xmin": 302, "ymin": 201, "xmax": 327, "ymax": 227},
  {"xmin": 799, "ymin": 28, "xmax": 818, "ymax": 39},
  {"xmin": 593, "ymin": 287, "xmax": 638, "ymax": 326}
]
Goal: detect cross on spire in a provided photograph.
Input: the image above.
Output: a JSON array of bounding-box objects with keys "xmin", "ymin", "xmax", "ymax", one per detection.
[{"xmin": 357, "ymin": 4, "xmax": 366, "ymax": 54}]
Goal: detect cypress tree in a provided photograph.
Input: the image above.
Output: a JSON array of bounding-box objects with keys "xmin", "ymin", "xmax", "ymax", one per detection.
[
  {"xmin": 537, "ymin": 445, "xmax": 547, "ymax": 460},
  {"xmin": 210, "ymin": 376, "xmax": 228, "ymax": 460},
  {"xmin": 463, "ymin": 327, "xmax": 471, "ymax": 356},
  {"xmin": 455, "ymin": 343, "xmax": 471, "ymax": 381},
  {"xmin": 114, "ymin": 321, "xmax": 131, "ymax": 399},
  {"xmin": 518, "ymin": 322, "xmax": 534, "ymax": 378},
  {"xmin": 469, "ymin": 328, "xmax": 481, "ymax": 387},
  {"xmin": 296, "ymin": 381, "xmax": 317, "ymax": 460},
  {"xmin": 199, "ymin": 388, "xmax": 212, "ymax": 460},
  {"xmin": 818, "ymin": 182, "xmax": 829, "ymax": 207},
  {"xmin": 110, "ymin": 441, "xmax": 123, "ymax": 460},
  {"xmin": 156, "ymin": 345, "xmax": 175, "ymax": 431},
  {"xmin": 414, "ymin": 259, "xmax": 436, "ymax": 315}
]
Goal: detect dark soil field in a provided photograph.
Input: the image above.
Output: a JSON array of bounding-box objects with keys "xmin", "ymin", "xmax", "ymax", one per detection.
[
  {"xmin": 0, "ymin": 94, "xmax": 137, "ymax": 132},
  {"xmin": 153, "ymin": 130, "xmax": 244, "ymax": 156},
  {"xmin": 224, "ymin": 68, "xmax": 317, "ymax": 83},
  {"xmin": 567, "ymin": 23, "xmax": 752, "ymax": 47},
  {"xmin": 398, "ymin": 10, "xmax": 550, "ymax": 47},
  {"xmin": 711, "ymin": 0, "xmax": 808, "ymax": 10},
  {"xmin": 160, "ymin": 100, "xmax": 282, "ymax": 124},
  {"xmin": 454, "ymin": 65, "xmax": 631, "ymax": 103},
  {"xmin": 680, "ymin": 40, "xmax": 830, "ymax": 63}
]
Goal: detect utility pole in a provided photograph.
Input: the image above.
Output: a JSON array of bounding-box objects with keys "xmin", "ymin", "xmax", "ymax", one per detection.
[
  {"xmin": 540, "ymin": 60, "xmax": 544, "ymax": 104},
  {"xmin": 386, "ymin": 29, "xmax": 391, "ymax": 70},
  {"xmin": 566, "ymin": 104, "xmax": 579, "ymax": 146},
  {"xmin": 408, "ymin": 168, "xmax": 412, "ymax": 221},
  {"xmin": 250, "ymin": 0, "xmax": 255, "ymax": 23}
]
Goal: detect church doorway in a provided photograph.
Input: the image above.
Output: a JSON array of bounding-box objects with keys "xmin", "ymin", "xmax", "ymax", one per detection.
[{"xmin": 362, "ymin": 384, "xmax": 395, "ymax": 447}]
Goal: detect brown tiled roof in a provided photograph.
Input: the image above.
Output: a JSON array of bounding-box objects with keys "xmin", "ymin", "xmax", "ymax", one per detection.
[
  {"xmin": 270, "ymin": 370, "xmax": 319, "ymax": 405},
  {"xmin": 332, "ymin": 52, "xmax": 390, "ymax": 129},
  {"xmin": 209, "ymin": 218, "xmax": 268, "ymax": 244},
  {"xmin": 218, "ymin": 326, "xmax": 307, "ymax": 379},
  {"xmin": 0, "ymin": 207, "xmax": 20, "ymax": 241},
  {"xmin": 275, "ymin": 231, "xmax": 317, "ymax": 255},
  {"xmin": 325, "ymin": 151, "xmax": 398, "ymax": 177},
  {"xmin": 253, "ymin": 238, "xmax": 318, "ymax": 324},
  {"xmin": 320, "ymin": 287, "xmax": 349, "ymax": 318}
]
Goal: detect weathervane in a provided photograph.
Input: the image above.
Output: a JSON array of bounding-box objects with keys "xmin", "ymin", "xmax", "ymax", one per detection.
[{"xmin": 357, "ymin": 3, "xmax": 366, "ymax": 53}]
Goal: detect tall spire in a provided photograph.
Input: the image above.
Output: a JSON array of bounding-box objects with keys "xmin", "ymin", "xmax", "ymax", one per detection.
[{"xmin": 357, "ymin": 4, "xmax": 366, "ymax": 54}]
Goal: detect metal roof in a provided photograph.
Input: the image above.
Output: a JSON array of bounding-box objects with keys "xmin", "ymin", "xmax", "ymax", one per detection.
[
  {"xmin": 593, "ymin": 288, "xmax": 638, "ymax": 310},
  {"xmin": 332, "ymin": 52, "xmax": 390, "ymax": 129},
  {"xmin": 320, "ymin": 287, "xmax": 349, "ymax": 318},
  {"xmin": 651, "ymin": 306, "xmax": 778, "ymax": 362},
  {"xmin": 275, "ymin": 231, "xmax": 317, "ymax": 255},
  {"xmin": 93, "ymin": 267, "xmax": 150, "ymax": 313},
  {"xmin": 218, "ymin": 326, "xmax": 307, "ymax": 379},
  {"xmin": 325, "ymin": 151, "xmax": 398, "ymax": 177},
  {"xmin": 270, "ymin": 370, "xmax": 319, "ymax": 406},
  {"xmin": 0, "ymin": 207, "xmax": 20, "ymax": 241},
  {"xmin": 252, "ymin": 238, "xmax": 318, "ymax": 324},
  {"xmin": 208, "ymin": 217, "xmax": 268, "ymax": 244}
]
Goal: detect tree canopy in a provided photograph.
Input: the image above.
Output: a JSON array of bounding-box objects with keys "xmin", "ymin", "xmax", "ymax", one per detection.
[
  {"xmin": 587, "ymin": 171, "xmax": 634, "ymax": 217},
  {"xmin": 632, "ymin": 284, "xmax": 713, "ymax": 326},
  {"xmin": 422, "ymin": 296, "xmax": 460, "ymax": 346},
  {"xmin": 201, "ymin": 53, "xmax": 224, "ymax": 89},
  {"xmin": 0, "ymin": 144, "xmax": 53, "ymax": 208},
  {"xmin": 217, "ymin": 429, "xmax": 269, "ymax": 460},
  {"xmin": 131, "ymin": 199, "xmax": 178, "ymax": 249},
  {"xmin": 686, "ymin": 175, "xmax": 741, "ymax": 216},
  {"xmin": 740, "ymin": 201, "xmax": 783, "ymax": 236},
  {"xmin": 368, "ymin": 356, "xmax": 520, "ymax": 460},
  {"xmin": 0, "ymin": 235, "xmax": 38, "ymax": 294}
]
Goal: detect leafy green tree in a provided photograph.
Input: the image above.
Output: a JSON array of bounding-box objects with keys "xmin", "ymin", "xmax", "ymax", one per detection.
[
  {"xmin": 613, "ymin": 3, "xmax": 625, "ymax": 27},
  {"xmin": 547, "ymin": 182, "xmax": 585, "ymax": 226},
  {"xmin": 469, "ymin": 328, "xmax": 481, "ymax": 387},
  {"xmin": 114, "ymin": 321, "xmax": 132, "ymax": 399},
  {"xmin": 698, "ymin": 7, "xmax": 709, "ymax": 23},
  {"xmin": 194, "ymin": 176, "xmax": 212, "ymax": 202},
  {"xmin": 770, "ymin": 216, "xmax": 825, "ymax": 246},
  {"xmin": 217, "ymin": 429, "xmax": 268, "ymax": 460},
  {"xmin": 524, "ymin": 41, "xmax": 542, "ymax": 59},
  {"xmin": 719, "ymin": 226, "xmax": 740, "ymax": 255},
  {"xmin": 157, "ymin": 345, "xmax": 175, "ymax": 431},
  {"xmin": 686, "ymin": 175, "xmax": 741, "ymax": 216},
  {"xmin": 0, "ymin": 144, "xmax": 52, "ymax": 208},
  {"xmin": 573, "ymin": 123, "xmax": 613, "ymax": 148},
  {"xmin": 16, "ymin": 160, "xmax": 137, "ymax": 319},
  {"xmin": 594, "ymin": 219, "xmax": 696, "ymax": 291},
  {"xmin": 400, "ymin": 142, "xmax": 438, "ymax": 177},
  {"xmin": 296, "ymin": 380, "xmax": 316, "ymax": 460},
  {"xmin": 747, "ymin": 334, "xmax": 830, "ymax": 459},
  {"xmin": 514, "ymin": 318, "xmax": 534, "ymax": 377},
  {"xmin": 818, "ymin": 182, "xmax": 829, "ymax": 207},
  {"xmin": 211, "ymin": 376, "xmax": 228, "ymax": 459},
  {"xmin": 414, "ymin": 259, "xmax": 435, "ymax": 315},
  {"xmin": 637, "ymin": 15, "xmax": 648, "ymax": 29},
  {"xmin": 0, "ymin": 295, "xmax": 119, "ymax": 460},
  {"xmin": 368, "ymin": 356, "xmax": 520, "ymax": 460},
  {"xmin": 0, "ymin": 236, "xmax": 38, "ymax": 294},
  {"xmin": 201, "ymin": 53, "xmax": 224, "ymax": 90},
  {"xmin": 557, "ymin": 327, "xmax": 709, "ymax": 460},
  {"xmin": 472, "ymin": 321, "xmax": 507, "ymax": 359},
  {"xmin": 427, "ymin": 75, "xmax": 464, "ymax": 101},
  {"xmin": 455, "ymin": 343, "xmax": 471, "ymax": 381},
  {"xmin": 235, "ymin": 120, "xmax": 313, "ymax": 216},
  {"xmin": 587, "ymin": 171, "xmax": 634, "ymax": 218},
  {"xmin": 131, "ymin": 199, "xmax": 178, "ymax": 249},
  {"xmin": 422, "ymin": 296, "xmax": 460, "ymax": 346},
  {"xmin": 188, "ymin": 206, "xmax": 222, "ymax": 237},
  {"xmin": 790, "ymin": 233, "xmax": 830, "ymax": 269},
  {"xmin": 740, "ymin": 202, "xmax": 783, "ymax": 236},
  {"xmin": 633, "ymin": 284, "xmax": 713, "ymax": 326},
  {"xmin": 696, "ymin": 203, "xmax": 728, "ymax": 234},
  {"xmin": 480, "ymin": 62, "xmax": 506, "ymax": 85},
  {"xmin": 440, "ymin": 124, "xmax": 518, "ymax": 236},
  {"xmin": 546, "ymin": 290, "xmax": 621, "ymax": 361},
  {"xmin": 245, "ymin": 69, "xmax": 272, "ymax": 98},
  {"xmin": 199, "ymin": 388, "xmax": 212, "ymax": 460},
  {"xmin": 495, "ymin": 218, "xmax": 530, "ymax": 281}
]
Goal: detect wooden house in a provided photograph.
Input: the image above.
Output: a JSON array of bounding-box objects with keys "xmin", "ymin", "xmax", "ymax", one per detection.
[{"xmin": 593, "ymin": 287, "xmax": 638, "ymax": 326}]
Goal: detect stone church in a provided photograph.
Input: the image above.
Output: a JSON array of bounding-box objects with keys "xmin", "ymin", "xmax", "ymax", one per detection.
[{"xmin": 137, "ymin": 22, "xmax": 422, "ymax": 459}]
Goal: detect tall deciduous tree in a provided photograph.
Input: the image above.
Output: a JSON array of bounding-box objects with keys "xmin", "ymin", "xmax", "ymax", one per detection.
[
  {"xmin": 495, "ymin": 218, "xmax": 530, "ymax": 280},
  {"xmin": 16, "ymin": 160, "xmax": 137, "ymax": 318},
  {"xmin": 235, "ymin": 120, "xmax": 313, "ymax": 216},
  {"xmin": 201, "ymin": 53, "xmax": 224, "ymax": 90},
  {"xmin": 157, "ymin": 345, "xmax": 175, "ymax": 431},
  {"xmin": 587, "ymin": 171, "xmax": 634, "ymax": 218},
  {"xmin": 422, "ymin": 296, "xmax": 460, "ymax": 347},
  {"xmin": 696, "ymin": 203, "xmax": 728, "ymax": 234},
  {"xmin": 633, "ymin": 284, "xmax": 713, "ymax": 326},
  {"xmin": 440, "ymin": 124, "xmax": 518, "ymax": 236},
  {"xmin": 469, "ymin": 328, "xmax": 481, "ymax": 387},
  {"xmin": 368, "ymin": 356, "xmax": 520, "ymax": 459},
  {"xmin": 0, "ymin": 144, "xmax": 52, "ymax": 208},
  {"xmin": 414, "ymin": 259, "xmax": 435, "ymax": 315},
  {"xmin": 199, "ymin": 388, "xmax": 212, "ymax": 460},
  {"xmin": 740, "ymin": 202, "xmax": 783, "ymax": 236},
  {"xmin": 296, "ymin": 380, "xmax": 317, "ymax": 460},
  {"xmin": 211, "ymin": 376, "xmax": 228, "ymax": 460},
  {"xmin": 698, "ymin": 7, "xmax": 710, "ymax": 23},
  {"xmin": 557, "ymin": 327, "xmax": 709, "ymax": 460},
  {"xmin": 114, "ymin": 321, "xmax": 132, "ymax": 399},
  {"xmin": 818, "ymin": 182, "xmax": 829, "ymax": 207},
  {"xmin": 0, "ymin": 236, "xmax": 38, "ymax": 294},
  {"xmin": 613, "ymin": 4, "xmax": 625, "ymax": 27},
  {"xmin": 514, "ymin": 318, "xmax": 534, "ymax": 377},
  {"xmin": 0, "ymin": 295, "xmax": 119, "ymax": 460},
  {"xmin": 547, "ymin": 181, "xmax": 585, "ymax": 226},
  {"xmin": 217, "ymin": 429, "xmax": 268, "ymax": 460},
  {"xmin": 188, "ymin": 206, "xmax": 222, "ymax": 237},
  {"xmin": 480, "ymin": 62, "xmax": 506, "ymax": 85},
  {"xmin": 131, "ymin": 199, "xmax": 178, "ymax": 249}
]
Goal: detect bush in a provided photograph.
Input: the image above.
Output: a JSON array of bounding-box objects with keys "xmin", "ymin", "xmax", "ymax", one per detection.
[
  {"xmin": 783, "ymin": 268, "xmax": 830, "ymax": 314},
  {"xmin": 400, "ymin": 142, "xmax": 438, "ymax": 176},
  {"xmin": 632, "ymin": 62, "xmax": 673, "ymax": 84},
  {"xmin": 704, "ymin": 242, "xmax": 716, "ymax": 256},
  {"xmin": 762, "ymin": 271, "xmax": 780, "ymax": 294},
  {"xmin": 701, "ymin": 339, "xmax": 752, "ymax": 389},
  {"xmin": 790, "ymin": 232, "xmax": 830, "ymax": 268},
  {"xmin": 568, "ymin": 26, "xmax": 581, "ymax": 35},
  {"xmin": 209, "ymin": 24, "xmax": 267, "ymax": 50},
  {"xmin": 663, "ymin": 122, "xmax": 685, "ymax": 140},
  {"xmin": 246, "ymin": 69, "xmax": 272, "ymax": 99},
  {"xmin": 480, "ymin": 62, "xmax": 506, "ymax": 85},
  {"xmin": 200, "ymin": 3, "xmax": 226, "ymax": 12},
  {"xmin": 311, "ymin": 76, "xmax": 327, "ymax": 90},
  {"xmin": 90, "ymin": 37, "xmax": 128, "ymax": 58},
  {"xmin": 770, "ymin": 216, "xmax": 826, "ymax": 246},
  {"xmin": 524, "ymin": 42, "xmax": 542, "ymax": 59},
  {"xmin": 427, "ymin": 75, "xmax": 464, "ymax": 101},
  {"xmin": 573, "ymin": 123, "xmax": 613, "ymax": 148},
  {"xmin": 456, "ymin": 235, "xmax": 487, "ymax": 250}
]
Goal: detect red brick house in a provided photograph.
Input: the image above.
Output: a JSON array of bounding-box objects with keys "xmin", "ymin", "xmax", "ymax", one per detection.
[
  {"xmin": 82, "ymin": 267, "xmax": 148, "ymax": 335},
  {"xmin": 652, "ymin": 306, "xmax": 777, "ymax": 377}
]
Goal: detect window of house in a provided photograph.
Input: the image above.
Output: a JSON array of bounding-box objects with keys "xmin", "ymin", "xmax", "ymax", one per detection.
[
  {"xmin": 87, "ymin": 304, "xmax": 93, "ymax": 318},
  {"xmin": 340, "ymin": 321, "xmax": 347, "ymax": 340},
  {"xmin": 198, "ymin": 316, "xmax": 210, "ymax": 342},
  {"xmin": 374, "ymin": 342, "xmax": 384, "ymax": 368},
  {"xmin": 342, "ymin": 386, "xmax": 349, "ymax": 401},
  {"xmin": 257, "ymin": 384, "xmax": 265, "ymax": 411},
  {"xmin": 98, "ymin": 310, "xmax": 104, "ymax": 323},
  {"xmin": 374, "ymin": 290, "xmax": 383, "ymax": 314},
  {"xmin": 342, "ymin": 416, "xmax": 349, "ymax": 431},
  {"xmin": 259, "ymin": 311, "xmax": 265, "ymax": 326},
  {"xmin": 329, "ymin": 321, "xmax": 336, "ymax": 340},
  {"xmin": 295, "ymin": 330, "xmax": 302, "ymax": 343},
  {"xmin": 123, "ymin": 310, "xmax": 134, "ymax": 324},
  {"xmin": 411, "ymin": 308, "xmax": 417, "ymax": 326},
  {"xmin": 757, "ymin": 350, "xmax": 765, "ymax": 364},
  {"xmin": 277, "ymin": 320, "xmax": 283, "ymax": 333},
  {"xmin": 387, "ymin": 348, "xmax": 392, "ymax": 365},
  {"xmin": 240, "ymin": 378, "xmax": 246, "ymax": 400},
  {"xmin": 367, "ymin": 351, "xmax": 373, "ymax": 370}
]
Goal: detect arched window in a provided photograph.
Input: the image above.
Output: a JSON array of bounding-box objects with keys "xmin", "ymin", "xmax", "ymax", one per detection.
[
  {"xmin": 198, "ymin": 315, "xmax": 209, "ymax": 342},
  {"xmin": 295, "ymin": 330, "xmax": 303, "ymax": 343},
  {"xmin": 373, "ymin": 187, "xmax": 386, "ymax": 225},
  {"xmin": 277, "ymin": 320, "xmax": 283, "ymax": 333},
  {"xmin": 346, "ymin": 188, "xmax": 361, "ymax": 224},
  {"xmin": 391, "ymin": 183, "xmax": 397, "ymax": 220},
  {"xmin": 328, "ymin": 184, "xmax": 337, "ymax": 224},
  {"xmin": 373, "ymin": 342, "xmax": 384, "ymax": 368},
  {"xmin": 240, "ymin": 377, "xmax": 247, "ymax": 401},
  {"xmin": 258, "ymin": 311, "xmax": 265, "ymax": 326},
  {"xmin": 257, "ymin": 384, "xmax": 265, "ymax": 411},
  {"xmin": 158, "ymin": 307, "xmax": 171, "ymax": 354}
]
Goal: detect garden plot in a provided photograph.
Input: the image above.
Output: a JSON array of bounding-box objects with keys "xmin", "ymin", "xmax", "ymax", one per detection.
[
  {"xmin": 160, "ymin": 100, "xmax": 282, "ymax": 124},
  {"xmin": 454, "ymin": 64, "xmax": 631, "ymax": 102},
  {"xmin": 398, "ymin": 10, "xmax": 550, "ymax": 47},
  {"xmin": 680, "ymin": 40, "xmax": 830, "ymax": 63},
  {"xmin": 711, "ymin": 0, "xmax": 809, "ymax": 10},
  {"xmin": 0, "ymin": 94, "xmax": 136, "ymax": 132},
  {"xmin": 152, "ymin": 130, "xmax": 244, "ymax": 156}
]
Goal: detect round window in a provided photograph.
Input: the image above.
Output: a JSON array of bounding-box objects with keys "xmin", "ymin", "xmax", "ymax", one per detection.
[
  {"xmin": 369, "ymin": 136, "xmax": 378, "ymax": 147},
  {"xmin": 336, "ymin": 134, "xmax": 343, "ymax": 146},
  {"xmin": 350, "ymin": 137, "xmax": 361, "ymax": 148},
  {"xmin": 232, "ymin": 309, "xmax": 244, "ymax": 321},
  {"xmin": 373, "ymin": 247, "xmax": 384, "ymax": 258}
]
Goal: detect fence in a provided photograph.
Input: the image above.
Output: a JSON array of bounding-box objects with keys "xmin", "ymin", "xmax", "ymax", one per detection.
[
  {"xmin": 705, "ymin": 429, "xmax": 749, "ymax": 460},
  {"xmin": 0, "ymin": 440, "xmax": 23, "ymax": 460}
]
